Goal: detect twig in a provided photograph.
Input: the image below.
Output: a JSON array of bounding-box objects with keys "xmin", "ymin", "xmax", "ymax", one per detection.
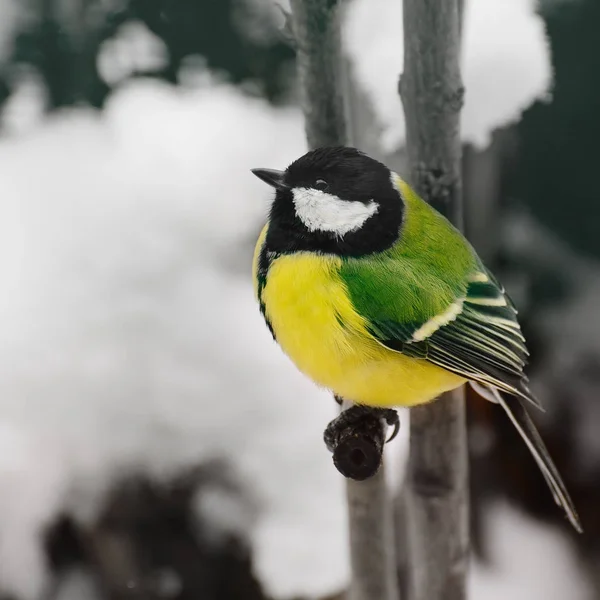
[
  {"xmin": 325, "ymin": 404, "xmax": 387, "ymax": 480},
  {"xmin": 288, "ymin": 2, "xmax": 399, "ymax": 599},
  {"xmin": 398, "ymin": 2, "xmax": 469, "ymax": 600}
]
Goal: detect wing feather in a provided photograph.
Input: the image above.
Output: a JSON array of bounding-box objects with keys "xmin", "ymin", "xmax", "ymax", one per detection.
[
  {"xmin": 485, "ymin": 385, "xmax": 582, "ymax": 532},
  {"xmin": 369, "ymin": 269, "xmax": 542, "ymax": 410}
]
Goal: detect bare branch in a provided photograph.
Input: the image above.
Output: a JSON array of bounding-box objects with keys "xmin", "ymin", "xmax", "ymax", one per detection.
[
  {"xmin": 325, "ymin": 406, "xmax": 387, "ymax": 480},
  {"xmin": 458, "ymin": 0, "xmax": 466, "ymax": 40},
  {"xmin": 289, "ymin": 0, "xmax": 348, "ymax": 148},
  {"xmin": 399, "ymin": 1, "xmax": 469, "ymax": 600},
  {"xmin": 406, "ymin": 390, "xmax": 469, "ymax": 600},
  {"xmin": 347, "ymin": 463, "xmax": 399, "ymax": 600},
  {"xmin": 289, "ymin": 2, "xmax": 399, "ymax": 599}
]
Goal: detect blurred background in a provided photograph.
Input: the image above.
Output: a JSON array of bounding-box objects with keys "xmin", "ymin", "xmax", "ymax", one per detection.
[{"xmin": 0, "ymin": 0, "xmax": 598, "ymax": 598}]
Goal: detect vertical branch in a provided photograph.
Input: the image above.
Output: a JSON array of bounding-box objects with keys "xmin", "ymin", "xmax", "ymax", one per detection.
[
  {"xmin": 458, "ymin": 0, "xmax": 466, "ymax": 39},
  {"xmin": 290, "ymin": 0, "xmax": 348, "ymax": 148},
  {"xmin": 289, "ymin": 2, "xmax": 399, "ymax": 600},
  {"xmin": 399, "ymin": 2, "xmax": 469, "ymax": 600},
  {"xmin": 346, "ymin": 464, "xmax": 399, "ymax": 600},
  {"xmin": 400, "ymin": 0, "xmax": 464, "ymax": 225}
]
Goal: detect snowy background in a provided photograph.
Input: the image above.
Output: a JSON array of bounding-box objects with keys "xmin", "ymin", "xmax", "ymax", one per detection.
[{"xmin": 0, "ymin": 0, "xmax": 598, "ymax": 599}]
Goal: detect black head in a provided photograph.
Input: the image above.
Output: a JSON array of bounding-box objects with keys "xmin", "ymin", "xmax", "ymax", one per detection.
[{"xmin": 251, "ymin": 147, "xmax": 404, "ymax": 256}]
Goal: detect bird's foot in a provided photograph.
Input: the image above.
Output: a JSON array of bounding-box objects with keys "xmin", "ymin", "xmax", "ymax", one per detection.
[
  {"xmin": 324, "ymin": 404, "xmax": 400, "ymax": 452},
  {"xmin": 323, "ymin": 404, "xmax": 400, "ymax": 480}
]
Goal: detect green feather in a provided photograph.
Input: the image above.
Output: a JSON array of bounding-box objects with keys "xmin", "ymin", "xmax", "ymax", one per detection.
[
  {"xmin": 339, "ymin": 179, "xmax": 541, "ymax": 410},
  {"xmin": 340, "ymin": 179, "xmax": 476, "ymax": 342}
]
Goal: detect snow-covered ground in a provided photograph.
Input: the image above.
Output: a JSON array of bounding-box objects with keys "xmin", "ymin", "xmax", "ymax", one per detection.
[{"xmin": 0, "ymin": 0, "xmax": 592, "ymax": 598}]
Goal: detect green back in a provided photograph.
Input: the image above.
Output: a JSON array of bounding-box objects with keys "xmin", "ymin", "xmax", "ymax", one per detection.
[
  {"xmin": 339, "ymin": 180, "xmax": 477, "ymax": 334},
  {"xmin": 337, "ymin": 178, "xmax": 535, "ymax": 404}
]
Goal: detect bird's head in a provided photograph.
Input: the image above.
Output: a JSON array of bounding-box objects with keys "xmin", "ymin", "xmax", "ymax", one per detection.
[{"xmin": 251, "ymin": 146, "xmax": 404, "ymax": 256}]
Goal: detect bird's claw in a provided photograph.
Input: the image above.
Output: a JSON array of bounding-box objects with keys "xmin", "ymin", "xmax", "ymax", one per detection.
[{"xmin": 384, "ymin": 411, "xmax": 400, "ymax": 443}]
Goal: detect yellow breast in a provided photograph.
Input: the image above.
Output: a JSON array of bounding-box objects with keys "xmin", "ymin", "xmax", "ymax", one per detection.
[{"xmin": 258, "ymin": 249, "xmax": 464, "ymax": 407}]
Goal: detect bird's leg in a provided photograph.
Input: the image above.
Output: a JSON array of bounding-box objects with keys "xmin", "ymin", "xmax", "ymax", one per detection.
[{"xmin": 324, "ymin": 402, "xmax": 400, "ymax": 453}]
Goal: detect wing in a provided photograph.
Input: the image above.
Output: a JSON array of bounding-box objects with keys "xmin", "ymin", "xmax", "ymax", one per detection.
[
  {"xmin": 339, "ymin": 175, "xmax": 539, "ymax": 407},
  {"xmin": 401, "ymin": 269, "xmax": 542, "ymax": 409},
  {"xmin": 341, "ymin": 252, "xmax": 541, "ymax": 409}
]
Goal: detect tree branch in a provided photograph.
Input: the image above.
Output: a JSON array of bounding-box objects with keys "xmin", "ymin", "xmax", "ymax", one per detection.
[
  {"xmin": 289, "ymin": 2, "xmax": 399, "ymax": 599},
  {"xmin": 289, "ymin": 0, "xmax": 348, "ymax": 148},
  {"xmin": 326, "ymin": 405, "xmax": 387, "ymax": 480},
  {"xmin": 399, "ymin": 1, "xmax": 469, "ymax": 600},
  {"xmin": 347, "ymin": 463, "xmax": 399, "ymax": 600}
]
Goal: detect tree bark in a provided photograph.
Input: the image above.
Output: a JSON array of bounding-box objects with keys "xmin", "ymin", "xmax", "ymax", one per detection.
[
  {"xmin": 289, "ymin": 2, "xmax": 399, "ymax": 600},
  {"xmin": 346, "ymin": 463, "xmax": 399, "ymax": 600},
  {"xmin": 290, "ymin": 0, "xmax": 348, "ymax": 148},
  {"xmin": 399, "ymin": 2, "xmax": 469, "ymax": 600}
]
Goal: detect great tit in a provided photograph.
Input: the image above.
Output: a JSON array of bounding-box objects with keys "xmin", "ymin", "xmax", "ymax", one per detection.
[{"xmin": 251, "ymin": 146, "xmax": 581, "ymax": 532}]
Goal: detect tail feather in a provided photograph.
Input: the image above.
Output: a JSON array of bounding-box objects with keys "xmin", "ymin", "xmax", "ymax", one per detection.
[{"xmin": 483, "ymin": 385, "xmax": 582, "ymax": 533}]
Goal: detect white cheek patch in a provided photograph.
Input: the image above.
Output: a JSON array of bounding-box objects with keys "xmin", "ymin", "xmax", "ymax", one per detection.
[{"xmin": 292, "ymin": 188, "xmax": 379, "ymax": 237}]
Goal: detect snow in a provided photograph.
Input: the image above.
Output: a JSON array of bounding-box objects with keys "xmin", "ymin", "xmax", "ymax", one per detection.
[
  {"xmin": 461, "ymin": 0, "xmax": 551, "ymax": 147},
  {"xmin": 0, "ymin": 67, "xmax": 48, "ymax": 135},
  {"xmin": 0, "ymin": 426, "xmax": 68, "ymax": 599},
  {"xmin": 97, "ymin": 21, "xmax": 170, "ymax": 86},
  {"xmin": 470, "ymin": 501, "xmax": 592, "ymax": 600},
  {"xmin": 344, "ymin": 0, "xmax": 551, "ymax": 150},
  {"xmin": 0, "ymin": 77, "xmax": 355, "ymax": 600}
]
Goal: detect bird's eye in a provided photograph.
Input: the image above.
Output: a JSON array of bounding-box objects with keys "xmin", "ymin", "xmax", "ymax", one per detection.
[{"xmin": 314, "ymin": 179, "xmax": 329, "ymax": 191}]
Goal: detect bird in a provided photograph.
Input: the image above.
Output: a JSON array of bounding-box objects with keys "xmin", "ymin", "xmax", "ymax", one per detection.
[{"xmin": 250, "ymin": 146, "xmax": 581, "ymax": 532}]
